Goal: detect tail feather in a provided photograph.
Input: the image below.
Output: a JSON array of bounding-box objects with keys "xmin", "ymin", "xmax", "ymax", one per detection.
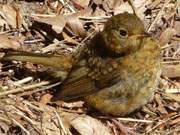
[{"xmin": 2, "ymin": 51, "xmax": 73, "ymax": 70}]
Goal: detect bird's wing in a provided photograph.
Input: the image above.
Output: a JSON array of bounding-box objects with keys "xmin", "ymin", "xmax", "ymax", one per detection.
[
  {"xmin": 52, "ymin": 59, "xmax": 98, "ymax": 101},
  {"xmin": 52, "ymin": 59, "xmax": 120, "ymax": 101}
]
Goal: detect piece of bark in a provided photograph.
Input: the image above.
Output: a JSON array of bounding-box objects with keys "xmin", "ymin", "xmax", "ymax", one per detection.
[{"xmin": 162, "ymin": 65, "xmax": 180, "ymax": 78}]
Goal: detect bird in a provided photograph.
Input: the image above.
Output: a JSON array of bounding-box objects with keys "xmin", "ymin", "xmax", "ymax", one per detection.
[{"xmin": 1, "ymin": 12, "xmax": 161, "ymax": 116}]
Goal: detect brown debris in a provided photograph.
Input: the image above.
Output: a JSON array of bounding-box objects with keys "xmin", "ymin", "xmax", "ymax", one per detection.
[{"xmin": 0, "ymin": 0, "xmax": 179, "ymax": 134}]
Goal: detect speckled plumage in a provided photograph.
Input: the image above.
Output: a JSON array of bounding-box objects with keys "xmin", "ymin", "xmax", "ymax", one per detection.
[
  {"xmin": 57, "ymin": 13, "xmax": 161, "ymax": 116},
  {"xmin": 2, "ymin": 13, "xmax": 161, "ymax": 116}
]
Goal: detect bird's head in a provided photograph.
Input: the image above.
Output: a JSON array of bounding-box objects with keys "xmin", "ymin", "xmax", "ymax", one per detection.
[{"xmin": 99, "ymin": 12, "xmax": 149, "ymax": 55}]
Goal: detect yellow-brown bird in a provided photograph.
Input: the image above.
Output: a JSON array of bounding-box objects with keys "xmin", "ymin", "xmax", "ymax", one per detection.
[{"xmin": 2, "ymin": 12, "xmax": 161, "ymax": 116}]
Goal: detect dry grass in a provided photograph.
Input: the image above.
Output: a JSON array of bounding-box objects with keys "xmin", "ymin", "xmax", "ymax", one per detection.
[{"xmin": 0, "ymin": 0, "xmax": 179, "ymax": 134}]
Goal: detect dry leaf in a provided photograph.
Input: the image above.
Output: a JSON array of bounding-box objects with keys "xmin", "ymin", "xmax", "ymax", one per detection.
[
  {"xmin": 100, "ymin": 0, "xmax": 120, "ymax": 12},
  {"xmin": 0, "ymin": 5, "xmax": 22, "ymax": 28},
  {"xmin": 174, "ymin": 21, "xmax": 180, "ymax": 35},
  {"xmin": 62, "ymin": 32, "xmax": 81, "ymax": 45},
  {"xmin": 41, "ymin": 111, "xmax": 63, "ymax": 135},
  {"xmin": 66, "ymin": 15, "xmax": 86, "ymax": 37},
  {"xmin": 71, "ymin": 115, "xmax": 111, "ymax": 135},
  {"xmin": 0, "ymin": 18, "xmax": 8, "ymax": 28},
  {"xmin": 63, "ymin": 113, "xmax": 111, "ymax": 135},
  {"xmin": 159, "ymin": 28, "xmax": 176, "ymax": 46},
  {"xmin": 164, "ymin": 93, "xmax": 180, "ymax": 103},
  {"xmin": 73, "ymin": 0, "xmax": 90, "ymax": 8},
  {"xmin": 169, "ymin": 116, "xmax": 180, "ymax": 125},
  {"xmin": 0, "ymin": 35, "xmax": 20, "ymax": 49},
  {"xmin": 114, "ymin": 2, "xmax": 133, "ymax": 15},
  {"xmin": 40, "ymin": 94, "xmax": 53, "ymax": 105},
  {"xmin": 61, "ymin": 100, "xmax": 84, "ymax": 108},
  {"xmin": 33, "ymin": 15, "xmax": 67, "ymax": 33},
  {"xmin": 155, "ymin": 94, "xmax": 168, "ymax": 114},
  {"xmin": 146, "ymin": 0, "xmax": 162, "ymax": 9},
  {"xmin": 133, "ymin": 0, "xmax": 152, "ymax": 20},
  {"xmin": 0, "ymin": 4, "xmax": 25, "ymax": 29},
  {"xmin": 72, "ymin": 7, "xmax": 93, "ymax": 17},
  {"xmin": 0, "ymin": 122, "xmax": 10, "ymax": 134},
  {"xmin": 1, "ymin": 5, "xmax": 17, "ymax": 28},
  {"xmin": 162, "ymin": 65, "xmax": 180, "ymax": 78}
]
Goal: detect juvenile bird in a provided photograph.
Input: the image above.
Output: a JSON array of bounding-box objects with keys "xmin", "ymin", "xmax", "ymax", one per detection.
[{"xmin": 2, "ymin": 13, "xmax": 161, "ymax": 116}]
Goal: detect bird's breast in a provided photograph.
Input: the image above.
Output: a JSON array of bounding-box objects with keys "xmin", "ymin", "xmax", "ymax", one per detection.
[{"xmin": 84, "ymin": 47, "xmax": 161, "ymax": 116}]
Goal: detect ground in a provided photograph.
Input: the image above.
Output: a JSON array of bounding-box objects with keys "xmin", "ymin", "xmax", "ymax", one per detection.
[{"xmin": 0, "ymin": 0, "xmax": 179, "ymax": 134}]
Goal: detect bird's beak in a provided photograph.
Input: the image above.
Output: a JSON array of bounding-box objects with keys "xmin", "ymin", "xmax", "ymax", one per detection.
[{"xmin": 129, "ymin": 32, "xmax": 150, "ymax": 39}]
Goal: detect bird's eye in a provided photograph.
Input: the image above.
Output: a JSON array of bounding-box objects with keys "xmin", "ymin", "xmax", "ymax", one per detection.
[{"xmin": 119, "ymin": 29, "xmax": 128, "ymax": 37}]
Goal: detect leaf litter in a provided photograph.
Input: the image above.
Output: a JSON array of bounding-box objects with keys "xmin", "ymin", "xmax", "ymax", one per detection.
[{"xmin": 0, "ymin": 0, "xmax": 179, "ymax": 134}]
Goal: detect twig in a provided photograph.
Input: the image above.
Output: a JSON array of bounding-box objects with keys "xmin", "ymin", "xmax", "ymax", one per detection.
[
  {"xmin": 0, "ymin": 116, "xmax": 11, "ymax": 123},
  {"xmin": 117, "ymin": 118, "xmax": 154, "ymax": 123},
  {"xmin": 127, "ymin": 0, "xmax": 138, "ymax": 16},
  {"xmin": 99, "ymin": 116, "xmax": 154, "ymax": 123},
  {"xmin": 173, "ymin": 45, "xmax": 180, "ymax": 58},
  {"xmin": 112, "ymin": 119, "xmax": 135, "ymax": 135},
  {"xmin": 0, "ymin": 81, "xmax": 50, "ymax": 97},
  {"xmin": 145, "ymin": 114, "xmax": 180, "ymax": 134},
  {"xmin": 14, "ymin": 110, "xmax": 37, "ymax": 125},
  {"xmin": 55, "ymin": 111, "xmax": 69, "ymax": 135},
  {"xmin": 8, "ymin": 94, "xmax": 44, "ymax": 112},
  {"xmin": 148, "ymin": 0, "xmax": 171, "ymax": 32},
  {"xmin": 162, "ymin": 61, "xmax": 180, "ymax": 64},
  {"xmin": 161, "ymin": 44, "xmax": 178, "ymax": 49},
  {"xmin": 18, "ymin": 82, "xmax": 61, "ymax": 97},
  {"xmin": 161, "ymin": 76, "xmax": 179, "ymax": 87},
  {"xmin": 79, "ymin": 16, "xmax": 111, "ymax": 20},
  {"xmin": 13, "ymin": 77, "xmax": 33, "ymax": 86},
  {"xmin": 30, "ymin": 13, "xmax": 56, "ymax": 17},
  {"xmin": 12, "ymin": 118, "xmax": 30, "ymax": 135},
  {"xmin": 18, "ymin": 82, "xmax": 61, "ymax": 96},
  {"xmin": 58, "ymin": 0, "xmax": 76, "ymax": 13},
  {"xmin": 171, "ymin": 36, "xmax": 180, "ymax": 42},
  {"xmin": 163, "ymin": 57, "xmax": 180, "ymax": 60},
  {"xmin": 165, "ymin": 88, "xmax": 180, "ymax": 94},
  {"xmin": 23, "ymin": 100, "xmax": 44, "ymax": 112}
]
